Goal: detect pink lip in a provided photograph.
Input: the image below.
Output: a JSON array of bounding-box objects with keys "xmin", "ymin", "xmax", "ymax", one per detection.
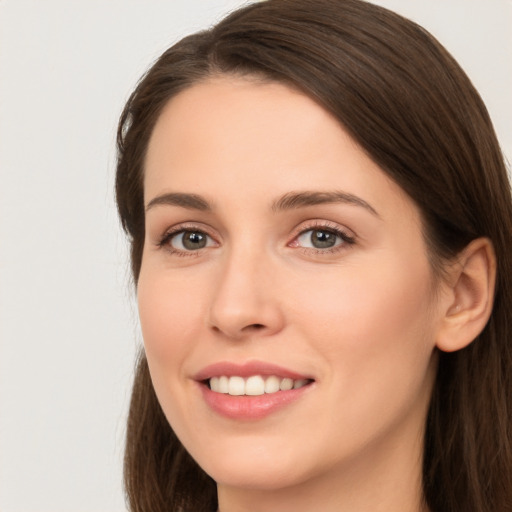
[
  {"xmin": 194, "ymin": 360, "xmax": 311, "ymax": 381},
  {"xmin": 199, "ymin": 385, "xmax": 312, "ymax": 420},
  {"xmin": 194, "ymin": 360, "xmax": 315, "ymax": 421}
]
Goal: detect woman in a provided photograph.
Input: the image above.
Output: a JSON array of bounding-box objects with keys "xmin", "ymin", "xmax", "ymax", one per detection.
[{"xmin": 115, "ymin": 0, "xmax": 512, "ymax": 510}]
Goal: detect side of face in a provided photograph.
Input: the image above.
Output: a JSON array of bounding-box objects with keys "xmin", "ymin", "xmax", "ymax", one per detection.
[{"xmin": 137, "ymin": 77, "xmax": 445, "ymax": 492}]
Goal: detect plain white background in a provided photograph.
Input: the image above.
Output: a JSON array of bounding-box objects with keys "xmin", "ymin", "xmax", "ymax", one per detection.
[{"xmin": 0, "ymin": 1, "xmax": 510, "ymax": 511}]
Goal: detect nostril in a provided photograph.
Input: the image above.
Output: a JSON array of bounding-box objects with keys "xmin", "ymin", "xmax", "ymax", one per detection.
[
  {"xmin": 209, "ymin": 321, "xmax": 268, "ymax": 338},
  {"xmin": 247, "ymin": 323, "xmax": 265, "ymax": 330}
]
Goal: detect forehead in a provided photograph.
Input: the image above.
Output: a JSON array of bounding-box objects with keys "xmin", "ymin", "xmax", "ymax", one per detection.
[
  {"xmin": 144, "ymin": 76, "xmax": 417, "ymax": 224},
  {"xmin": 145, "ymin": 76, "xmax": 343, "ymax": 185}
]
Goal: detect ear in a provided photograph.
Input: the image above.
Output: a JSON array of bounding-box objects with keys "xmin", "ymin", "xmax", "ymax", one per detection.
[{"xmin": 436, "ymin": 237, "xmax": 496, "ymax": 353}]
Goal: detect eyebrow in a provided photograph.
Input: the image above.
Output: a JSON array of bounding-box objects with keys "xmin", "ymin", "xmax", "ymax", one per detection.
[
  {"xmin": 272, "ymin": 191, "xmax": 379, "ymax": 217},
  {"xmin": 145, "ymin": 190, "xmax": 379, "ymax": 217},
  {"xmin": 145, "ymin": 192, "xmax": 211, "ymax": 212}
]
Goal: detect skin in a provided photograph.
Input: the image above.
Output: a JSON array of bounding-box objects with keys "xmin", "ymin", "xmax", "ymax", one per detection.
[{"xmin": 137, "ymin": 76, "xmax": 464, "ymax": 512}]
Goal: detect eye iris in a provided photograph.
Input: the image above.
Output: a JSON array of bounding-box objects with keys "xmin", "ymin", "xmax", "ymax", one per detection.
[
  {"xmin": 182, "ymin": 231, "xmax": 207, "ymax": 250},
  {"xmin": 311, "ymin": 230, "xmax": 337, "ymax": 248}
]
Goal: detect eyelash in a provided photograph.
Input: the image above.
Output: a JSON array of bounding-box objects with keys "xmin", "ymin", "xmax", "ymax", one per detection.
[
  {"xmin": 290, "ymin": 221, "xmax": 356, "ymax": 255},
  {"xmin": 157, "ymin": 224, "xmax": 216, "ymax": 257},
  {"xmin": 157, "ymin": 221, "xmax": 356, "ymax": 257}
]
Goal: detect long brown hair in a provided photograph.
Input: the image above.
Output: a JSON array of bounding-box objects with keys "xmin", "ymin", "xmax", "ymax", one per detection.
[{"xmin": 115, "ymin": 1, "xmax": 512, "ymax": 510}]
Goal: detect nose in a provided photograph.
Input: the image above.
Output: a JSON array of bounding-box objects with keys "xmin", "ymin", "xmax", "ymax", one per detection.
[{"xmin": 208, "ymin": 248, "xmax": 285, "ymax": 340}]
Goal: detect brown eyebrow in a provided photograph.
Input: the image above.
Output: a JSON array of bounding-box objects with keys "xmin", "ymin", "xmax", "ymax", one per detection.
[
  {"xmin": 145, "ymin": 190, "xmax": 379, "ymax": 217},
  {"xmin": 272, "ymin": 191, "xmax": 379, "ymax": 217},
  {"xmin": 145, "ymin": 192, "xmax": 212, "ymax": 212}
]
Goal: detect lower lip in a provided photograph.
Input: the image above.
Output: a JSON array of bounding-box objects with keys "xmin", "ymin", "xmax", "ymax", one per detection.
[{"xmin": 199, "ymin": 382, "xmax": 312, "ymax": 420}]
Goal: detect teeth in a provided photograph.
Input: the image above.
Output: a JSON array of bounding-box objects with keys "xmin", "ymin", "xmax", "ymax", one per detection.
[
  {"xmin": 264, "ymin": 375, "xmax": 280, "ymax": 394},
  {"xmin": 228, "ymin": 376, "xmax": 245, "ymax": 396},
  {"xmin": 245, "ymin": 375, "xmax": 265, "ymax": 396},
  {"xmin": 280, "ymin": 378, "xmax": 293, "ymax": 391},
  {"xmin": 293, "ymin": 379, "xmax": 309, "ymax": 389},
  {"xmin": 218, "ymin": 376, "xmax": 229, "ymax": 393},
  {"xmin": 209, "ymin": 375, "xmax": 310, "ymax": 395},
  {"xmin": 210, "ymin": 376, "xmax": 219, "ymax": 391}
]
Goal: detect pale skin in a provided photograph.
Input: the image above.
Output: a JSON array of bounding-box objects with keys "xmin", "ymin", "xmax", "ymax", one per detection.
[{"xmin": 137, "ymin": 76, "xmax": 496, "ymax": 512}]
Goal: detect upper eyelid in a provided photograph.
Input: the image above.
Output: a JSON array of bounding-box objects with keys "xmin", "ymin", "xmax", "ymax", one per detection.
[
  {"xmin": 161, "ymin": 219, "xmax": 353, "ymax": 234},
  {"xmin": 162, "ymin": 222, "xmax": 217, "ymax": 237},
  {"xmin": 155, "ymin": 219, "xmax": 356, "ymax": 247},
  {"xmin": 155, "ymin": 223, "xmax": 219, "ymax": 249},
  {"xmin": 291, "ymin": 220, "xmax": 356, "ymax": 238}
]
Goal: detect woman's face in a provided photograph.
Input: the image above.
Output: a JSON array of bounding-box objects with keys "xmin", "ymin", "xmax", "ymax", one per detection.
[{"xmin": 139, "ymin": 77, "xmax": 443, "ymax": 493}]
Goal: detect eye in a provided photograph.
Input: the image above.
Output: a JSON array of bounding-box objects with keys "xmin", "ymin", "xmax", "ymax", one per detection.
[
  {"xmin": 294, "ymin": 227, "xmax": 354, "ymax": 250},
  {"xmin": 166, "ymin": 229, "xmax": 215, "ymax": 251}
]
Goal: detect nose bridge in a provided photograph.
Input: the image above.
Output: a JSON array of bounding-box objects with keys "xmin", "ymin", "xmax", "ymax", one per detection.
[{"xmin": 208, "ymin": 237, "xmax": 282, "ymax": 339}]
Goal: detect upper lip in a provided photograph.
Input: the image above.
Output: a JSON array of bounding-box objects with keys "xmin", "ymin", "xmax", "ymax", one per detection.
[{"xmin": 194, "ymin": 360, "xmax": 313, "ymax": 381}]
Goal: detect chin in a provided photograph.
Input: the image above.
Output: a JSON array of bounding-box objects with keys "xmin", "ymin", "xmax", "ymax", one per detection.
[
  {"xmin": 188, "ymin": 435, "xmax": 313, "ymax": 491},
  {"xmin": 207, "ymin": 459, "xmax": 308, "ymax": 491}
]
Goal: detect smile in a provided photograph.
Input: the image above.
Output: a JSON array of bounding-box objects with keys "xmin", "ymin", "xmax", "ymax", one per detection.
[
  {"xmin": 195, "ymin": 361, "xmax": 315, "ymax": 419},
  {"xmin": 208, "ymin": 375, "xmax": 311, "ymax": 396}
]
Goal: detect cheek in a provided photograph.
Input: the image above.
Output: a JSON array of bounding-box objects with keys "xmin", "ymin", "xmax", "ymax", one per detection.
[
  {"xmin": 341, "ymin": 246, "xmax": 429, "ymax": 319},
  {"xmin": 136, "ymin": 264, "xmax": 210, "ymax": 433},
  {"xmin": 287, "ymin": 257, "xmax": 437, "ymax": 456},
  {"xmin": 137, "ymin": 265, "xmax": 206, "ymax": 366},
  {"xmin": 291, "ymin": 254, "xmax": 437, "ymax": 377}
]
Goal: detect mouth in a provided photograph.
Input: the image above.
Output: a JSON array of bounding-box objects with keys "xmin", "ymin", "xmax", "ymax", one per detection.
[
  {"xmin": 206, "ymin": 375, "xmax": 313, "ymax": 396},
  {"xmin": 195, "ymin": 361, "xmax": 315, "ymax": 420}
]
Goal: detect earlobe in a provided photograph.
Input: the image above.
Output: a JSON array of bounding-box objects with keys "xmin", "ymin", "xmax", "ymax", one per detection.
[{"xmin": 436, "ymin": 238, "xmax": 496, "ymax": 353}]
